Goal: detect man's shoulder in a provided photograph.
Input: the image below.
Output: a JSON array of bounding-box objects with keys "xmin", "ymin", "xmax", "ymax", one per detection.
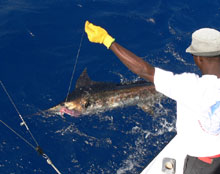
[{"xmin": 155, "ymin": 67, "xmax": 199, "ymax": 80}]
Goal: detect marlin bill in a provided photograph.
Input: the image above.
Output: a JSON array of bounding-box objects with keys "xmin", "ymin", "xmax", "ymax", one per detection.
[{"xmin": 45, "ymin": 69, "xmax": 165, "ymax": 117}]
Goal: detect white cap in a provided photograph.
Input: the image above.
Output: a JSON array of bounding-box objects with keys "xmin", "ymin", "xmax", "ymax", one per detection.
[{"xmin": 186, "ymin": 28, "xmax": 220, "ymax": 57}]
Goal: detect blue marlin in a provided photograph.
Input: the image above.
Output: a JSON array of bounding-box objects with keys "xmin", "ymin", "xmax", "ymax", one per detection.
[{"xmin": 45, "ymin": 69, "xmax": 164, "ymax": 117}]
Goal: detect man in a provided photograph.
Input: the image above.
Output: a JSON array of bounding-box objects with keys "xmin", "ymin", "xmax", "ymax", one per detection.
[{"xmin": 84, "ymin": 21, "xmax": 220, "ymax": 174}]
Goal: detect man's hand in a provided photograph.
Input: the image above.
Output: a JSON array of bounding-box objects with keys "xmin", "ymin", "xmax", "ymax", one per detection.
[{"xmin": 85, "ymin": 21, "xmax": 115, "ymax": 49}]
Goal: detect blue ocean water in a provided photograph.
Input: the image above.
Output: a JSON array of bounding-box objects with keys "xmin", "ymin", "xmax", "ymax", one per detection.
[{"xmin": 1, "ymin": 0, "xmax": 220, "ymax": 173}]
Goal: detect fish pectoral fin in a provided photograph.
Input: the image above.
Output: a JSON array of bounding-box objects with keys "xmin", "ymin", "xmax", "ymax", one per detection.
[{"xmin": 137, "ymin": 104, "xmax": 154, "ymax": 115}]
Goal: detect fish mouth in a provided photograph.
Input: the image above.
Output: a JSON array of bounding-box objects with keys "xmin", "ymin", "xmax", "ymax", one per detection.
[
  {"xmin": 59, "ymin": 107, "xmax": 81, "ymax": 117},
  {"xmin": 47, "ymin": 105, "xmax": 81, "ymax": 117}
]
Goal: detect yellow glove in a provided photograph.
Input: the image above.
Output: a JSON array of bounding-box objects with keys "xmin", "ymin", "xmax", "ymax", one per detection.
[{"xmin": 85, "ymin": 21, "xmax": 115, "ymax": 49}]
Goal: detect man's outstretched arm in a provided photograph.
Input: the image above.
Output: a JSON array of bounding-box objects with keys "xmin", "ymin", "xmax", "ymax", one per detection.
[
  {"xmin": 110, "ymin": 42, "xmax": 155, "ymax": 82},
  {"xmin": 85, "ymin": 21, "xmax": 155, "ymax": 83}
]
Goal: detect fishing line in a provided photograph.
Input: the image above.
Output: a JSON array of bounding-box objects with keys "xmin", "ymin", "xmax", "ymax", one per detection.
[
  {"xmin": 0, "ymin": 80, "xmax": 62, "ymax": 174},
  {"xmin": 65, "ymin": 30, "xmax": 85, "ymax": 102}
]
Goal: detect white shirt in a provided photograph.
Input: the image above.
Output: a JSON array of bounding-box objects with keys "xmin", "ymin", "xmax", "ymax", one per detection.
[{"xmin": 154, "ymin": 67, "xmax": 220, "ymax": 157}]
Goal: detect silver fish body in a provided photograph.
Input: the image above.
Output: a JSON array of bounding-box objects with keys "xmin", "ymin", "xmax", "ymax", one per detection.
[{"xmin": 46, "ymin": 69, "xmax": 164, "ymax": 117}]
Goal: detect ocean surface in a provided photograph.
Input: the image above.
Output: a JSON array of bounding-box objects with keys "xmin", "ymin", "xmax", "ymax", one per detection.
[{"xmin": 0, "ymin": 0, "xmax": 220, "ymax": 173}]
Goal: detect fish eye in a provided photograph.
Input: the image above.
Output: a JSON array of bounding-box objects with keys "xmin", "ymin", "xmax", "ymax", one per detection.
[{"xmin": 84, "ymin": 100, "xmax": 90, "ymax": 108}]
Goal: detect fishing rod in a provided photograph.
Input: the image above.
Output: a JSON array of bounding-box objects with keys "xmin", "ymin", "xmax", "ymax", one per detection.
[{"xmin": 0, "ymin": 80, "xmax": 62, "ymax": 174}]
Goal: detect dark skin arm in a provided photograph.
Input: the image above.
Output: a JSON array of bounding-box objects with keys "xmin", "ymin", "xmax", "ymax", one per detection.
[{"xmin": 110, "ymin": 42, "xmax": 155, "ymax": 83}]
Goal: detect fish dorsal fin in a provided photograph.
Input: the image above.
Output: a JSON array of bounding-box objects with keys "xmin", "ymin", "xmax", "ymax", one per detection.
[
  {"xmin": 74, "ymin": 68, "xmax": 117, "ymax": 93},
  {"xmin": 75, "ymin": 68, "xmax": 96, "ymax": 89}
]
